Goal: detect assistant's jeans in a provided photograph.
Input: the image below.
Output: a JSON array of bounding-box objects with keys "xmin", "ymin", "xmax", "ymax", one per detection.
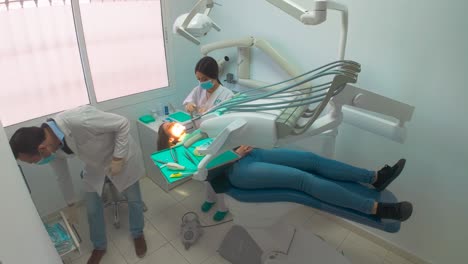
[
  {"xmin": 228, "ymin": 148, "xmax": 376, "ymax": 214},
  {"xmin": 85, "ymin": 180, "xmax": 144, "ymax": 250}
]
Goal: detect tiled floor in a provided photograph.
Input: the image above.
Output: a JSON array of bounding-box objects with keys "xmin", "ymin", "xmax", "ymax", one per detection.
[{"xmin": 63, "ymin": 177, "xmax": 416, "ymax": 264}]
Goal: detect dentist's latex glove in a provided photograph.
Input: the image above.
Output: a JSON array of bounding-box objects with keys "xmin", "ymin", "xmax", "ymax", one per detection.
[
  {"xmin": 64, "ymin": 203, "xmax": 79, "ymax": 226},
  {"xmin": 109, "ymin": 157, "xmax": 124, "ymax": 176},
  {"xmin": 185, "ymin": 103, "xmax": 197, "ymax": 113}
]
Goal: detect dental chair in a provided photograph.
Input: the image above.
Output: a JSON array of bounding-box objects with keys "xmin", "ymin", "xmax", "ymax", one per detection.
[
  {"xmin": 187, "ymin": 61, "xmax": 414, "ymax": 264},
  {"xmin": 205, "ymin": 160, "xmax": 399, "ymax": 264},
  {"xmin": 209, "ymin": 175, "xmax": 399, "ymax": 264}
]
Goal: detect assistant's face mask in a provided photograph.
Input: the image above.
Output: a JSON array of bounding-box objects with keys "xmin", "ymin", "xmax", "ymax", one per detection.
[
  {"xmin": 199, "ymin": 80, "xmax": 214, "ymax": 90},
  {"xmin": 36, "ymin": 152, "xmax": 57, "ymax": 165}
]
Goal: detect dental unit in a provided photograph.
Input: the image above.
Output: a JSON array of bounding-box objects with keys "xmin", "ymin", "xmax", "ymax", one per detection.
[{"xmin": 173, "ymin": 1, "xmax": 415, "ymax": 263}]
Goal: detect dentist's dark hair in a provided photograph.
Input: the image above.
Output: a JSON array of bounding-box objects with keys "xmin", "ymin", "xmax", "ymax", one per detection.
[
  {"xmin": 9, "ymin": 126, "xmax": 46, "ymax": 159},
  {"xmin": 195, "ymin": 56, "xmax": 222, "ymax": 85}
]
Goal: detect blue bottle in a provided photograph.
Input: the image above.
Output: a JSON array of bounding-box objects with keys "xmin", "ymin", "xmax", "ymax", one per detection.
[{"xmin": 164, "ymin": 105, "xmax": 170, "ymax": 116}]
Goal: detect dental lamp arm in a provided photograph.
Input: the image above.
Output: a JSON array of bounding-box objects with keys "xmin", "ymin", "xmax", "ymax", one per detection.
[
  {"xmin": 177, "ymin": 0, "xmax": 347, "ymax": 59},
  {"xmin": 326, "ymin": 1, "xmax": 348, "ymax": 60},
  {"xmin": 267, "ymin": 0, "xmax": 348, "ymax": 59},
  {"xmin": 201, "ymin": 36, "xmax": 255, "ymax": 55},
  {"xmin": 176, "ymin": 28, "xmax": 201, "ymax": 45},
  {"xmin": 193, "ymin": 119, "xmax": 247, "ymax": 181}
]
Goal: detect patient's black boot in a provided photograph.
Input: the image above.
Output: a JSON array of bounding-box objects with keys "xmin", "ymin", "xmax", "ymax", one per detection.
[
  {"xmin": 376, "ymin": 202, "xmax": 413, "ymax": 221},
  {"xmin": 373, "ymin": 159, "xmax": 406, "ymax": 191}
]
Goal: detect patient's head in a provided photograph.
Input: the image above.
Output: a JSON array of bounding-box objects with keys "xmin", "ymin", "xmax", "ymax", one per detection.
[{"xmin": 157, "ymin": 122, "xmax": 186, "ymax": 151}]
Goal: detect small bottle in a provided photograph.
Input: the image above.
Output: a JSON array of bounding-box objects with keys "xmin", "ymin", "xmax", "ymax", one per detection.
[
  {"xmin": 156, "ymin": 103, "xmax": 164, "ymax": 117},
  {"xmin": 164, "ymin": 105, "xmax": 170, "ymax": 116},
  {"xmin": 151, "ymin": 109, "xmax": 158, "ymax": 120}
]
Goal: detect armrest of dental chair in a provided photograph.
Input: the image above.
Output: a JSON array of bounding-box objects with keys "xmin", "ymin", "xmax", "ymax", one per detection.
[{"xmin": 210, "ymin": 175, "xmax": 401, "ymax": 233}]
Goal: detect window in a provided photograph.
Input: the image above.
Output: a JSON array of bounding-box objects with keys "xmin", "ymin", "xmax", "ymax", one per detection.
[
  {"xmin": 0, "ymin": 0, "xmax": 169, "ymax": 126},
  {"xmin": 80, "ymin": 0, "xmax": 169, "ymax": 102},
  {"xmin": 0, "ymin": 0, "xmax": 89, "ymax": 126}
]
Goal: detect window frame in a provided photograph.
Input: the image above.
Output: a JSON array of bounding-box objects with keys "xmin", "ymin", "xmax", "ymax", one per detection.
[
  {"xmin": 2, "ymin": 0, "xmax": 176, "ymax": 129},
  {"xmin": 71, "ymin": 0, "xmax": 176, "ymax": 112}
]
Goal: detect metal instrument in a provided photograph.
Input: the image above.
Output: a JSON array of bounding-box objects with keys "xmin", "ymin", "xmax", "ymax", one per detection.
[
  {"xmin": 170, "ymin": 147, "xmax": 179, "ymax": 163},
  {"xmin": 183, "ymin": 149, "xmax": 198, "ymax": 166}
]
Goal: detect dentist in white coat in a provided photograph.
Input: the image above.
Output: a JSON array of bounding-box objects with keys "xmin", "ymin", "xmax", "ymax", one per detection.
[
  {"xmin": 183, "ymin": 56, "xmax": 234, "ymax": 222},
  {"xmin": 9, "ymin": 105, "xmax": 147, "ymax": 264}
]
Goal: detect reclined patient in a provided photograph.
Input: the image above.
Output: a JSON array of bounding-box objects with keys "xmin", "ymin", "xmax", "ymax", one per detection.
[{"xmin": 157, "ymin": 122, "xmax": 413, "ymax": 222}]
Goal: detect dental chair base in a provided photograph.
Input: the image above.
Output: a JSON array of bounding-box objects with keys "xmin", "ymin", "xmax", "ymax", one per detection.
[{"xmin": 219, "ymin": 196, "xmax": 350, "ymax": 264}]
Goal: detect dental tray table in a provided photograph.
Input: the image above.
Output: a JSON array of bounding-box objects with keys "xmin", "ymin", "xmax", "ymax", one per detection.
[
  {"xmin": 150, "ymin": 138, "xmax": 239, "ymax": 190},
  {"xmin": 137, "ymin": 112, "xmax": 196, "ymax": 192}
]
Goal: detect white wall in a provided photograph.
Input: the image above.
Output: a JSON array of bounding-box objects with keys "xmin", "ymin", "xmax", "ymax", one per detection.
[
  {"xmin": 196, "ymin": 0, "xmax": 468, "ymax": 263},
  {"xmin": 3, "ymin": 0, "xmax": 202, "ymax": 217},
  {"xmin": 0, "ymin": 121, "xmax": 62, "ymax": 264}
]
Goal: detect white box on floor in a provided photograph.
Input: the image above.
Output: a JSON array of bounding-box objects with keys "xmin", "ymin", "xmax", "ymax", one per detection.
[{"xmin": 44, "ymin": 211, "xmax": 81, "ymax": 260}]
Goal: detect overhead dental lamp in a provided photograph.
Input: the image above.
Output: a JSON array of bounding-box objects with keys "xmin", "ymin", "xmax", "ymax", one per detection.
[
  {"xmin": 173, "ymin": 0, "xmax": 221, "ymax": 45},
  {"xmin": 174, "ymin": 0, "xmax": 348, "ymax": 59}
]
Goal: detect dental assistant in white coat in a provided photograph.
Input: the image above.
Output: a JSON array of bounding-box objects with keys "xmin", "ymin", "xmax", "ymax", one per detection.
[
  {"xmin": 183, "ymin": 56, "xmax": 234, "ymax": 115},
  {"xmin": 183, "ymin": 56, "xmax": 234, "ymax": 222},
  {"xmin": 9, "ymin": 105, "xmax": 147, "ymax": 264}
]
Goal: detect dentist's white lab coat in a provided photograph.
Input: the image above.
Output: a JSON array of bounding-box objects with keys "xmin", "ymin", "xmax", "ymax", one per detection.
[
  {"xmin": 183, "ymin": 85, "xmax": 234, "ymax": 114},
  {"xmin": 49, "ymin": 105, "xmax": 144, "ymax": 204}
]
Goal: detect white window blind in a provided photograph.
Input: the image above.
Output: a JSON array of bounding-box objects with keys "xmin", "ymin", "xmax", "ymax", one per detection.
[
  {"xmin": 0, "ymin": 0, "xmax": 89, "ymax": 126},
  {"xmin": 0, "ymin": 0, "xmax": 169, "ymax": 126},
  {"xmin": 80, "ymin": 0, "xmax": 169, "ymax": 102}
]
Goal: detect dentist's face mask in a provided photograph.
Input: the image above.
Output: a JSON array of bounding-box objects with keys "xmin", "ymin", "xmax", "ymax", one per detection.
[
  {"xmin": 199, "ymin": 80, "xmax": 214, "ymax": 90},
  {"xmin": 36, "ymin": 143, "xmax": 57, "ymax": 165},
  {"xmin": 36, "ymin": 152, "xmax": 57, "ymax": 165}
]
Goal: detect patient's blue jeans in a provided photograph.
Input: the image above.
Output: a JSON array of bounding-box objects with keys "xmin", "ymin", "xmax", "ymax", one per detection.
[
  {"xmin": 228, "ymin": 148, "xmax": 376, "ymax": 214},
  {"xmin": 85, "ymin": 180, "xmax": 144, "ymax": 250}
]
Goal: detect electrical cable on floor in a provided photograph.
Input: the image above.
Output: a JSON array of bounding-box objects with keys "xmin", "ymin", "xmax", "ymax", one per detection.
[
  {"xmin": 201, "ymin": 219, "xmax": 233, "ymax": 228},
  {"xmin": 181, "ymin": 211, "xmax": 233, "ymax": 228}
]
